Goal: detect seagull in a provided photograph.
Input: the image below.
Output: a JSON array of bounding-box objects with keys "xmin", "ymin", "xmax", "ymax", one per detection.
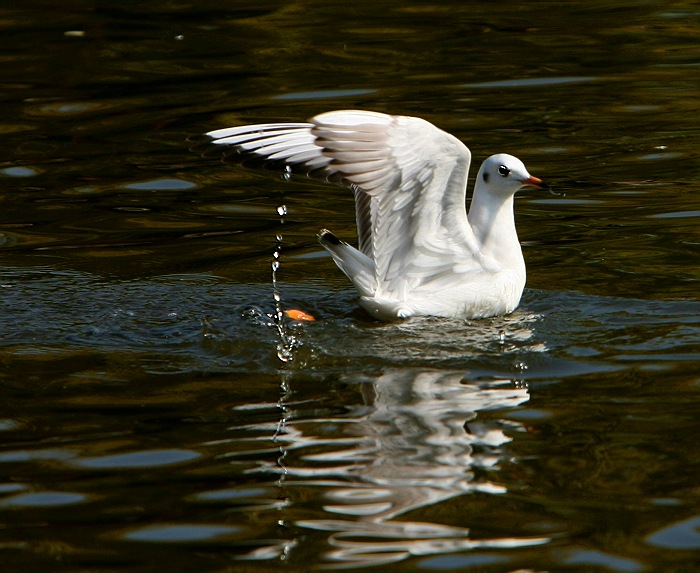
[{"xmin": 190, "ymin": 110, "xmax": 547, "ymax": 321}]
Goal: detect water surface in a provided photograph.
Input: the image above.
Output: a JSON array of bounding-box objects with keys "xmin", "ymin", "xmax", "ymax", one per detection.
[{"xmin": 1, "ymin": 1, "xmax": 699, "ymax": 571}]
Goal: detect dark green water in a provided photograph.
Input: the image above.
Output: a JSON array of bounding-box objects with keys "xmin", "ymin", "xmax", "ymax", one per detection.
[{"xmin": 1, "ymin": 1, "xmax": 699, "ymax": 571}]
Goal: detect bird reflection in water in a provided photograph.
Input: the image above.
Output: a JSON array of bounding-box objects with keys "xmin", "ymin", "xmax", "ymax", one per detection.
[{"xmin": 268, "ymin": 367, "xmax": 550, "ymax": 567}]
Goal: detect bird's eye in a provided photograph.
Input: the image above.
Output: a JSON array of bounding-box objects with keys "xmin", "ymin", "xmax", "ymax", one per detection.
[{"xmin": 498, "ymin": 165, "xmax": 510, "ymax": 177}]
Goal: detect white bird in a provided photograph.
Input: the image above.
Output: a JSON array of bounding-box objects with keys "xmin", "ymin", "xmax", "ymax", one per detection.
[{"xmin": 190, "ymin": 110, "xmax": 547, "ymax": 321}]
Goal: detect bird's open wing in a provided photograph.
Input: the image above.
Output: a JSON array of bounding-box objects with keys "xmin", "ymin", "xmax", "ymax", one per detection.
[{"xmin": 191, "ymin": 110, "xmax": 486, "ymax": 295}]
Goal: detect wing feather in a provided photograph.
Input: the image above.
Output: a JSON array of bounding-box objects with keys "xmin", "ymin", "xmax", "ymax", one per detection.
[{"xmin": 190, "ymin": 110, "xmax": 485, "ymax": 298}]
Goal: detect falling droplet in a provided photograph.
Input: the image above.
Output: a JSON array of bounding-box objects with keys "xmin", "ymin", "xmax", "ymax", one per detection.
[
  {"xmin": 270, "ymin": 201, "xmax": 298, "ymax": 363},
  {"xmin": 282, "ymin": 166, "xmax": 292, "ymax": 181}
]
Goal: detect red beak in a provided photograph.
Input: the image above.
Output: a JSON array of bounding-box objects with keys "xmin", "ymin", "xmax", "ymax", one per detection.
[{"xmin": 520, "ymin": 175, "xmax": 548, "ymax": 189}]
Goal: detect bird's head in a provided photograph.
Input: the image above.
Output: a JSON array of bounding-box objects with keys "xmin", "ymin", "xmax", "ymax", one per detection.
[{"xmin": 477, "ymin": 153, "xmax": 547, "ymax": 197}]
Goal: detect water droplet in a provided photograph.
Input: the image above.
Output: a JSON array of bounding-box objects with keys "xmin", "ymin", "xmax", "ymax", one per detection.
[
  {"xmin": 282, "ymin": 166, "xmax": 292, "ymax": 181},
  {"xmin": 269, "ymin": 199, "xmax": 301, "ymax": 362},
  {"xmin": 276, "ymin": 342, "xmax": 295, "ymax": 363}
]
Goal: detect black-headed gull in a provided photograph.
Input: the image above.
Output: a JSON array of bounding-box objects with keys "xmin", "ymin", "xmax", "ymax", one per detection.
[{"xmin": 190, "ymin": 110, "xmax": 547, "ymax": 320}]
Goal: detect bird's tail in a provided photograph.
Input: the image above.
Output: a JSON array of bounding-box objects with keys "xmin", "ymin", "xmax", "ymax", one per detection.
[{"xmin": 318, "ymin": 229, "xmax": 377, "ymax": 296}]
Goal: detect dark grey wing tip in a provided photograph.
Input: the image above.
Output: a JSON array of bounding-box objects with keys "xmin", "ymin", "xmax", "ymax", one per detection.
[
  {"xmin": 188, "ymin": 136, "xmax": 262, "ymax": 164},
  {"xmin": 318, "ymin": 229, "xmax": 341, "ymax": 246},
  {"xmin": 187, "ymin": 134, "xmax": 225, "ymax": 157}
]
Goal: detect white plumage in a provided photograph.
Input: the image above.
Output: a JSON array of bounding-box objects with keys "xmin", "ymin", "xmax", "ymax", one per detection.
[{"xmin": 191, "ymin": 110, "xmax": 546, "ymax": 320}]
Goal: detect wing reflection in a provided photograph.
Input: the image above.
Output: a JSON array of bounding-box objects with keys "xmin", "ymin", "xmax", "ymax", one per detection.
[{"xmin": 268, "ymin": 369, "xmax": 549, "ymax": 567}]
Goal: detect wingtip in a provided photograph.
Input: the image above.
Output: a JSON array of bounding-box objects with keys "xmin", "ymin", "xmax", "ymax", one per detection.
[
  {"xmin": 186, "ymin": 133, "xmax": 220, "ymax": 156},
  {"xmin": 318, "ymin": 229, "xmax": 341, "ymax": 246}
]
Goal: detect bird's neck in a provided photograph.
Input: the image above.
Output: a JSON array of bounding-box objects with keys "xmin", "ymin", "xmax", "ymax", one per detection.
[{"xmin": 467, "ymin": 189, "xmax": 523, "ymax": 267}]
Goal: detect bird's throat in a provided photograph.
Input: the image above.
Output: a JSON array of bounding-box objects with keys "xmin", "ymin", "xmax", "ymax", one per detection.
[{"xmin": 467, "ymin": 194, "xmax": 522, "ymax": 266}]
